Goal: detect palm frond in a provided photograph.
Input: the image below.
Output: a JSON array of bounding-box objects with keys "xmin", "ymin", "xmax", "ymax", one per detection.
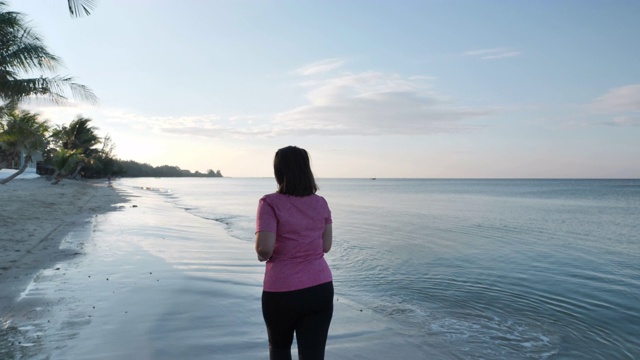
[
  {"xmin": 67, "ymin": 0, "xmax": 98, "ymax": 18},
  {"xmin": 0, "ymin": 9, "xmax": 61, "ymax": 72},
  {"xmin": 0, "ymin": 3, "xmax": 97, "ymax": 105},
  {"xmin": 1, "ymin": 40, "xmax": 62, "ymax": 73},
  {"xmin": 52, "ymin": 148, "xmax": 84, "ymax": 173},
  {"xmin": 68, "ymin": 82, "xmax": 98, "ymax": 105},
  {"xmin": 0, "ymin": 76, "xmax": 97, "ymax": 105},
  {"xmin": 0, "ymin": 9, "xmax": 23, "ymax": 39},
  {"xmin": 0, "ymin": 109, "xmax": 49, "ymax": 155}
]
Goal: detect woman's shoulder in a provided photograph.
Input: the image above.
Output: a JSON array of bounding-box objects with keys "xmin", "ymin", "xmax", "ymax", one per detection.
[
  {"xmin": 311, "ymin": 193, "xmax": 328, "ymax": 201},
  {"xmin": 261, "ymin": 193, "xmax": 328, "ymax": 203},
  {"xmin": 260, "ymin": 192, "xmax": 293, "ymax": 204},
  {"xmin": 308, "ymin": 194, "xmax": 330, "ymax": 208},
  {"xmin": 260, "ymin": 193, "xmax": 279, "ymax": 202}
]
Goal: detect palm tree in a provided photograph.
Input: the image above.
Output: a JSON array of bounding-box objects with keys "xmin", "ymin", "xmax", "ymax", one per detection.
[
  {"xmin": 55, "ymin": 116, "xmax": 101, "ymax": 153},
  {"xmin": 0, "ymin": 1, "xmax": 96, "ymax": 106},
  {"xmin": 0, "ymin": 108, "xmax": 8, "ymax": 169},
  {"xmin": 50, "ymin": 116, "xmax": 101, "ymax": 179},
  {"xmin": 0, "ymin": 109, "xmax": 49, "ymax": 184},
  {"xmin": 84, "ymin": 133, "xmax": 116, "ymax": 177},
  {"xmin": 50, "ymin": 147, "xmax": 83, "ymax": 184},
  {"xmin": 1, "ymin": 106, "xmax": 26, "ymax": 170}
]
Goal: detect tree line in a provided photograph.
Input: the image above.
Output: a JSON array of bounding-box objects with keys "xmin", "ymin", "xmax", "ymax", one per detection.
[
  {"xmin": 0, "ymin": 110, "xmax": 224, "ymax": 184},
  {"xmin": 0, "ymin": 1, "xmax": 222, "ymax": 184},
  {"xmin": 117, "ymin": 161, "xmax": 223, "ymax": 178}
]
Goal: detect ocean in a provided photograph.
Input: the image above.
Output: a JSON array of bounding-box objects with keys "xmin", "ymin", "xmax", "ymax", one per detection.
[{"xmin": 116, "ymin": 177, "xmax": 640, "ymax": 359}]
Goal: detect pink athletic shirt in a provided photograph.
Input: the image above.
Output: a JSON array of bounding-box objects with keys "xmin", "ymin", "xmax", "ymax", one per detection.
[{"xmin": 256, "ymin": 193, "xmax": 333, "ymax": 292}]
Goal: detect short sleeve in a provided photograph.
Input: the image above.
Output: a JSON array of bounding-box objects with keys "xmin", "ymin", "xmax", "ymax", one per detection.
[{"xmin": 256, "ymin": 196, "xmax": 278, "ymax": 233}]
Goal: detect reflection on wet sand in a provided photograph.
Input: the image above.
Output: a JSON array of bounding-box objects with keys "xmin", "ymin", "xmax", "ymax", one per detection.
[{"xmin": 2, "ymin": 181, "xmax": 445, "ymax": 359}]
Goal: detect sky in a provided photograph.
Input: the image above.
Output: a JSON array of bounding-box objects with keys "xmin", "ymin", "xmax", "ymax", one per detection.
[{"xmin": 8, "ymin": 0, "xmax": 640, "ymax": 178}]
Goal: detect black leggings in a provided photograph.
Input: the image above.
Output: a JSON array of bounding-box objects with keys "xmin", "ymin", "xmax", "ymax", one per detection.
[{"xmin": 262, "ymin": 281, "xmax": 334, "ymax": 360}]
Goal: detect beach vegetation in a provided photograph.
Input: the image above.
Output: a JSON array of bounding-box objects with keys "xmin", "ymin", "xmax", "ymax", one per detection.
[
  {"xmin": 46, "ymin": 116, "xmax": 128, "ymax": 181},
  {"xmin": 50, "ymin": 147, "xmax": 83, "ymax": 184},
  {"xmin": 51, "ymin": 116, "xmax": 101, "ymax": 154},
  {"xmin": 0, "ymin": 1, "xmax": 96, "ymax": 107},
  {"xmin": 82, "ymin": 134, "xmax": 118, "ymax": 177},
  {"xmin": 114, "ymin": 160, "xmax": 223, "ymax": 178},
  {"xmin": 1, "ymin": 110, "xmax": 223, "ymax": 181},
  {"xmin": 49, "ymin": 116, "xmax": 102, "ymax": 179},
  {"xmin": 0, "ymin": 2, "xmax": 224, "ymax": 183},
  {"xmin": 0, "ymin": 108, "xmax": 49, "ymax": 184},
  {"xmin": 0, "ymin": 111, "xmax": 121, "ymax": 183}
]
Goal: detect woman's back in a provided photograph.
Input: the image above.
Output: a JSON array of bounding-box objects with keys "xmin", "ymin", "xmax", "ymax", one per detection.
[
  {"xmin": 257, "ymin": 193, "xmax": 332, "ymax": 292},
  {"xmin": 255, "ymin": 145, "xmax": 334, "ymax": 359}
]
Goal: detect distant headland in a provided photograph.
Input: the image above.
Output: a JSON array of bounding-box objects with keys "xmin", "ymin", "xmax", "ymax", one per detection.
[{"xmin": 111, "ymin": 160, "xmax": 223, "ymax": 178}]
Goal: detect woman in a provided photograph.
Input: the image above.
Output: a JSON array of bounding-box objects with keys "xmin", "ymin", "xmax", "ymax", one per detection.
[{"xmin": 255, "ymin": 146, "xmax": 334, "ymax": 360}]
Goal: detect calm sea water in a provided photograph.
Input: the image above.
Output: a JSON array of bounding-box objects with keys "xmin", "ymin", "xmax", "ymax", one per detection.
[{"xmin": 119, "ymin": 178, "xmax": 640, "ymax": 359}]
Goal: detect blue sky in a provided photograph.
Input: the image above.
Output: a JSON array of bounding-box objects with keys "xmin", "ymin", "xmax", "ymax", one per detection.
[{"xmin": 10, "ymin": 0, "xmax": 640, "ymax": 178}]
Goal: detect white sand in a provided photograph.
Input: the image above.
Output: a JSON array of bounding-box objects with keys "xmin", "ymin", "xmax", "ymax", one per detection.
[
  {"xmin": 0, "ymin": 168, "xmax": 41, "ymax": 180},
  {"xmin": 0, "ymin": 177, "xmax": 126, "ymax": 314},
  {"xmin": 0, "ymin": 177, "xmax": 125, "ymax": 271}
]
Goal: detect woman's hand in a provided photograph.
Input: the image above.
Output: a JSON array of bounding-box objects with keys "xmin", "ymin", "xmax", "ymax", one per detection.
[{"xmin": 323, "ymin": 224, "xmax": 332, "ymax": 253}]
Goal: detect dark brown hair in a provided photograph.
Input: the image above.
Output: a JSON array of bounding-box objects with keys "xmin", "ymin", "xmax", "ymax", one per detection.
[{"xmin": 274, "ymin": 146, "xmax": 318, "ymax": 196}]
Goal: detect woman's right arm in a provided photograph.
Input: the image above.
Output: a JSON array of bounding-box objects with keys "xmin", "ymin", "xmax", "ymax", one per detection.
[{"xmin": 322, "ymin": 224, "xmax": 332, "ymax": 253}]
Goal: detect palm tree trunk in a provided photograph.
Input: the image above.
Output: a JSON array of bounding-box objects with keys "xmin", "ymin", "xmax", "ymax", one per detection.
[
  {"xmin": 0, "ymin": 157, "xmax": 30, "ymax": 185},
  {"xmin": 49, "ymin": 169, "xmax": 61, "ymax": 183},
  {"xmin": 71, "ymin": 163, "xmax": 83, "ymax": 179}
]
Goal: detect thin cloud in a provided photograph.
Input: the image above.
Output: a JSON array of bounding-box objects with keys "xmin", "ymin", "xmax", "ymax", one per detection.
[
  {"xmin": 587, "ymin": 84, "xmax": 640, "ymax": 126},
  {"xmin": 558, "ymin": 84, "xmax": 640, "ymax": 127},
  {"xmin": 27, "ymin": 105, "xmax": 270, "ymax": 139},
  {"xmin": 293, "ymin": 58, "xmax": 346, "ymax": 76},
  {"xmin": 606, "ymin": 116, "xmax": 640, "ymax": 126},
  {"xmin": 28, "ymin": 72, "xmax": 498, "ymax": 139},
  {"xmin": 590, "ymin": 84, "xmax": 640, "ymax": 113},
  {"xmin": 161, "ymin": 125, "xmax": 271, "ymax": 137},
  {"xmin": 465, "ymin": 48, "xmax": 522, "ymax": 60},
  {"xmin": 482, "ymin": 51, "xmax": 522, "ymax": 60},
  {"xmin": 158, "ymin": 114, "xmax": 273, "ymax": 138},
  {"xmin": 273, "ymin": 72, "xmax": 495, "ymax": 136}
]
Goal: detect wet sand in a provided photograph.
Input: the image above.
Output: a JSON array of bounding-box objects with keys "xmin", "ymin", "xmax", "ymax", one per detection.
[{"xmin": 1, "ymin": 178, "xmax": 446, "ymax": 359}]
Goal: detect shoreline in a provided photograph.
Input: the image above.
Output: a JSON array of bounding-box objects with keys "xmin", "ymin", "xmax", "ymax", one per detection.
[
  {"xmin": 0, "ymin": 177, "xmax": 128, "ymax": 317},
  {"xmin": 1, "ymin": 177, "xmax": 449, "ymax": 359}
]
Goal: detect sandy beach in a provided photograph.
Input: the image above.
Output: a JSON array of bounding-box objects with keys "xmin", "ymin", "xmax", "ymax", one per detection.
[
  {"xmin": 0, "ymin": 178, "xmax": 124, "ymax": 261},
  {"xmin": 0, "ymin": 177, "xmax": 127, "ymax": 358},
  {"xmin": 0, "ymin": 177, "xmax": 126, "ymax": 300}
]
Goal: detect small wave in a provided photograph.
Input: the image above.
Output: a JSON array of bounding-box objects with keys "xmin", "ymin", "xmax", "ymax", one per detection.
[
  {"xmin": 427, "ymin": 314, "xmax": 559, "ymax": 359},
  {"xmin": 139, "ymin": 186, "xmax": 168, "ymax": 192},
  {"xmin": 180, "ymin": 208, "xmax": 255, "ymax": 242}
]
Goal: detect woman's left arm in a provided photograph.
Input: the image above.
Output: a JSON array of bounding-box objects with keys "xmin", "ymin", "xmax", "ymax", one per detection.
[
  {"xmin": 322, "ymin": 224, "xmax": 332, "ymax": 253},
  {"xmin": 255, "ymin": 231, "xmax": 276, "ymax": 262}
]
